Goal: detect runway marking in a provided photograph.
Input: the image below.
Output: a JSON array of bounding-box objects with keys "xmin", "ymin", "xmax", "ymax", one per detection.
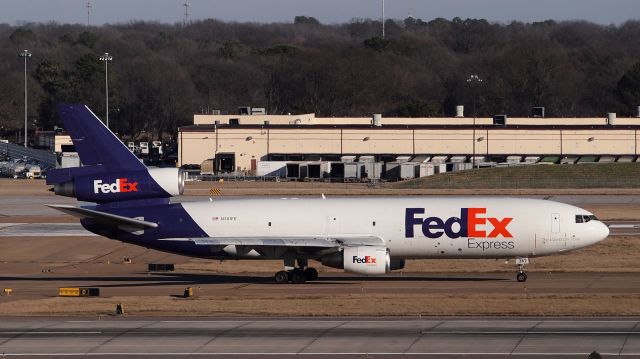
[
  {"xmin": 420, "ymin": 330, "xmax": 640, "ymax": 336},
  {"xmin": 7, "ymin": 328, "xmax": 629, "ymax": 336},
  {"xmin": 2, "ymin": 352, "xmax": 640, "ymax": 356},
  {"xmin": 0, "ymin": 330, "xmax": 104, "ymax": 335}
]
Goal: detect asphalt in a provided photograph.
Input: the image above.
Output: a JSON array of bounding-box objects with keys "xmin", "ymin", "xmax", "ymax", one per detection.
[{"xmin": 0, "ymin": 317, "xmax": 637, "ymax": 358}]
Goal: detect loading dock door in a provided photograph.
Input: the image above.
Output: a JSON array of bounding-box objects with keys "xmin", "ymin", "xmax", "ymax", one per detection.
[
  {"xmin": 216, "ymin": 153, "xmax": 235, "ymax": 173},
  {"xmin": 551, "ymin": 213, "xmax": 560, "ymax": 233}
]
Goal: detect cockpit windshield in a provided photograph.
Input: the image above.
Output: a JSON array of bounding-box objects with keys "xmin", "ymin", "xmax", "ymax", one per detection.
[{"xmin": 575, "ymin": 214, "xmax": 598, "ymax": 223}]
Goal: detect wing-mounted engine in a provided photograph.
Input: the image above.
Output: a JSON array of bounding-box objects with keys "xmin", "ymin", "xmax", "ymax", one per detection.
[
  {"xmin": 320, "ymin": 246, "xmax": 404, "ymax": 275},
  {"xmin": 48, "ymin": 167, "xmax": 185, "ymax": 203}
]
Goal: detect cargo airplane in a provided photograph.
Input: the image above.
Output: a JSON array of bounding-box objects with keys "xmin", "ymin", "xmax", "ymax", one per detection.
[{"xmin": 46, "ymin": 104, "xmax": 610, "ymax": 284}]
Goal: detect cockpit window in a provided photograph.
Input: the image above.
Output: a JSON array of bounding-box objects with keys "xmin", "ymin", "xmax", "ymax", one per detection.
[{"xmin": 575, "ymin": 214, "xmax": 598, "ymax": 223}]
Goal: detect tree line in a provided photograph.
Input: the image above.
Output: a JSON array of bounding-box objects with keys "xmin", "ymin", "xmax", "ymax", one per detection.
[{"xmin": 0, "ymin": 16, "xmax": 640, "ymax": 141}]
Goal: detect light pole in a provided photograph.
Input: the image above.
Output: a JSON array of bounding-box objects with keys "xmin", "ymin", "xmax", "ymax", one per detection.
[
  {"xmin": 381, "ymin": 0, "xmax": 385, "ymax": 39},
  {"xmin": 18, "ymin": 50, "xmax": 31, "ymax": 148},
  {"xmin": 99, "ymin": 52, "xmax": 113, "ymax": 128},
  {"xmin": 466, "ymin": 74, "xmax": 483, "ymax": 168}
]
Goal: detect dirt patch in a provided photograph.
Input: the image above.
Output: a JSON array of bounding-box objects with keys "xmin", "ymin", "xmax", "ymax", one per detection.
[{"xmin": 1, "ymin": 292, "xmax": 638, "ymax": 317}]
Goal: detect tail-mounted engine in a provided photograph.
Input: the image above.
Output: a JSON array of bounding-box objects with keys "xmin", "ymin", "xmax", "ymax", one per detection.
[{"xmin": 48, "ymin": 167, "xmax": 185, "ymax": 203}]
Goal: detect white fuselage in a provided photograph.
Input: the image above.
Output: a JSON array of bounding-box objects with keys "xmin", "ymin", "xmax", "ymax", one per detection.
[{"xmin": 182, "ymin": 196, "xmax": 609, "ymax": 260}]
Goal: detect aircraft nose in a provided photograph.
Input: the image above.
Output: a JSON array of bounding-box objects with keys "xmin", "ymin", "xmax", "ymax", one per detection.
[{"xmin": 594, "ymin": 221, "xmax": 610, "ymax": 242}]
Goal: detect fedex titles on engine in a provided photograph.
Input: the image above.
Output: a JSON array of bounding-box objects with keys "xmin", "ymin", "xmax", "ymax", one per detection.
[
  {"xmin": 405, "ymin": 208, "xmax": 515, "ymax": 251},
  {"xmin": 93, "ymin": 178, "xmax": 139, "ymax": 194}
]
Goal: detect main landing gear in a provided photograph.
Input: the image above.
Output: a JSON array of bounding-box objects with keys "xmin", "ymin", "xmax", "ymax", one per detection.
[
  {"xmin": 274, "ymin": 257, "xmax": 318, "ymax": 284},
  {"xmin": 516, "ymin": 257, "xmax": 529, "ymax": 282},
  {"xmin": 274, "ymin": 267, "xmax": 318, "ymax": 284}
]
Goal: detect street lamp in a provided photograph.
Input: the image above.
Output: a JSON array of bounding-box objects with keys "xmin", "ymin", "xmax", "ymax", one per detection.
[
  {"xmin": 99, "ymin": 52, "xmax": 113, "ymax": 128},
  {"xmin": 466, "ymin": 74, "xmax": 483, "ymax": 168},
  {"xmin": 18, "ymin": 49, "xmax": 31, "ymax": 148}
]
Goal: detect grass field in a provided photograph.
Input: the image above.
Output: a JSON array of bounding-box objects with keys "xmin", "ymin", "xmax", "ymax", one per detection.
[{"xmin": 393, "ymin": 163, "xmax": 640, "ymax": 189}]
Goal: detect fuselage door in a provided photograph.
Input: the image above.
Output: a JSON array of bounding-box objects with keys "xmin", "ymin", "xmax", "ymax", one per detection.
[{"xmin": 551, "ymin": 213, "xmax": 560, "ymax": 233}]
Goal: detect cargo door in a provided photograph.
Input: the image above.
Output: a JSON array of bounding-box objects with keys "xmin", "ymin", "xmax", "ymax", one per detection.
[{"xmin": 551, "ymin": 213, "xmax": 560, "ymax": 233}]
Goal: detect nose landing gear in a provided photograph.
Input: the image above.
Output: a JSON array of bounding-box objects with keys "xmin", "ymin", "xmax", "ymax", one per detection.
[{"xmin": 516, "ymin": 257, "xmax": 529, "ymax": 282}]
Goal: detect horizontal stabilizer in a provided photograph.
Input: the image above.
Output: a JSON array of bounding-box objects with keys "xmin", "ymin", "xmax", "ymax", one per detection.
[{"xmin": 46, "ymin": 204, "xmax": 158, "ymax": 229}]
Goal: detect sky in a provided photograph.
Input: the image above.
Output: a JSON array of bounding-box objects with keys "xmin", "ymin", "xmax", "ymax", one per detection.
[{"xmin": 0, "ymin": 0, "xmax": 638, "ymax": 26}]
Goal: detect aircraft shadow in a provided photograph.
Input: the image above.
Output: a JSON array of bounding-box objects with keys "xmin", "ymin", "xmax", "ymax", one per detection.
[{"xmin": 0, "ymin": 273, "xmax": 508, "ymax": 288}]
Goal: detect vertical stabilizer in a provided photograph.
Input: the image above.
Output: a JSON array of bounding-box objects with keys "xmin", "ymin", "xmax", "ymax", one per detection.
[{"xmin": 59, "ymin": 104, "xmax": 145, "ymax": 171}]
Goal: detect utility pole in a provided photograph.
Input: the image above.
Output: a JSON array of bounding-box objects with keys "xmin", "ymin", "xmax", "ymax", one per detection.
[
  {"xmin": 381, "ymin": 0, "xmax": 385, "ymax": 39},
  {"xmin": 18, "ymin": 50, "xmax": 31, "ymax": 148},
  {"xmin": 100, "ymin": 53, "xmax": 113, "ymax": 128},
  {"xmin": 183, "ymin": 2, "xmax": 191, "ymax": 26},
  {"xmin": 466, "ymin": 74, "xmax": 484, "ymax": 169},
  {"xmin": 86, "ymin": 1, "xmax": 92, "ymax": 26}
]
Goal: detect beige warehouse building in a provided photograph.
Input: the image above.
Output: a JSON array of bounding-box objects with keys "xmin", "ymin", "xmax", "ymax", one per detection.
[{"xmin": 179, "ymin": 112, "xmax": 640, "ymax": 173}]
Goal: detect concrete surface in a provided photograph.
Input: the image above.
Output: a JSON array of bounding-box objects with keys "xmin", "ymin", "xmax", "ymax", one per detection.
[
  {"xmin": 0, "ymin": 317, "xmax": 637, "ymax": 358},
  {"xmin": 0, "ymin": 223, "xmax": 95, "ymax": 237}
]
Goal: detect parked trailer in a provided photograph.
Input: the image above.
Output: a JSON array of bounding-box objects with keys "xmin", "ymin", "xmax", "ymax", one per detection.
[
  {"xmin": 139, "ymin": 142, "xmax": 149, "ymax": 156},
  {"xmin": 329, "ymin": 162, "xmax": 345, "ymax": 179},
  {"xmin": 560, "ymin": 156, "xmax": 579, "ymax": 164},
  {"xmin": 400, "ymin": 162, "xmax": 419, "ymax": 179},
  {"xmin": 358, "ymin": 155, "xmax": 375, "ymax": 163},
  {"xmin": 524, "ymin": 156, "xmax": 540, "ymax": 164},
  {"xmin": 598, "ymin": 156, "xmax": 616, "ymax": 163},
  {"xmin": 419, "ymin": 163, "xmax": 435, "ymax": 177},
  {"xmin": 506, "ymin": 155, "xmax": 523, "ymax": 164},
  {"xmin": 452, "ymin": 162, "xmax": 473, "ymax": 171},
  {"xmin": 449, "ymin": 156, "xmax": 467, "ymax": 163},
  {"xmin": 429, "ymin": 155, "xmax": 448, "ymax": 165},
  {"xmin": 362, "ymin": 162, "xmax": 383, "ymax": 180},
  {"xmin": 300, "ymin": 162, "xmax": 328, "ymax": 180},
  {"xmin": 257, "ymin": 161, "xmax": 287, "ymax": 177},
  {"xmin": 344, "ymin": 162, "xmax": 362, "ymax": 180},
  {"xmin": 384, "ymin": 162, "xmax": 401, "ymax": 180},
  {"xmin": 200, "ymin": 159, "xmax": 214, "ymax": 175},
  {"xmin": 285, "ymin": 162, "xmax": 302, "ymax": 179}
]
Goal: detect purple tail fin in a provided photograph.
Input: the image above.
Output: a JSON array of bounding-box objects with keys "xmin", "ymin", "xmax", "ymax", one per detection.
[{"xmin": 59, "ymin": 104, "xmax": 145, "ymax": 171}]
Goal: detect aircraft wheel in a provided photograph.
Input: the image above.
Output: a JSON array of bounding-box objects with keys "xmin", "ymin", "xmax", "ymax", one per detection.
[
  {"xmin": 274, "ymin": 270, "xmax": 289, "ymax": 284},
  {"xmin": 290, "ymin": 270, "xmax": 306, "ymax": 284},
  {"xmin": 304, "ymin": 267, "xmax": 319, "ymax": 281},
  {"xmin": 516, "ymin": 272, "xmax": 528, "ymax": 282}
]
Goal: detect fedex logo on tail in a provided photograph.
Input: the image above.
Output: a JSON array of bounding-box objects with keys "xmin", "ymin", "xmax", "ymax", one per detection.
[
  {"xmin": 405, "ymin": 208, "xmax": 513, "ymax": 239},
  {"xmin": 93, "ymin": 178, "xmax": 139, "ymax": 194}
]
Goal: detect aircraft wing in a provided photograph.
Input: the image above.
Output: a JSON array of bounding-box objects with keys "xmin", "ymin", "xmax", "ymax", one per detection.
[
  {"xmin": 159, "ymin": 235, "xmax": 384, "ymax": 248},
  {"xmin": 46, "ymin": 204, "xmax": 158, "ymax": 229}
]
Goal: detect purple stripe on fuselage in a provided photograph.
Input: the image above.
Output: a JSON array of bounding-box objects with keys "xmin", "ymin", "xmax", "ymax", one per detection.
[{"xmin": 80, "ymin": 203, "xmax": 214, "ymax": 257}]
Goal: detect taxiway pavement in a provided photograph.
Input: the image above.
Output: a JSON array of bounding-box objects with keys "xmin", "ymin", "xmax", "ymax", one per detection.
[{"xmin": 0, "ymin": 317, "xmax": 637, "ymax": 358}]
